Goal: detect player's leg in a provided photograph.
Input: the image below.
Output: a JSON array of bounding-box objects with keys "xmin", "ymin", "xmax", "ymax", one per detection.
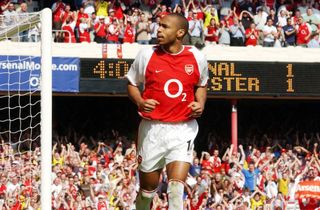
[
  {"xmin": 136, "ymin": 120, "xmax": 167, "ymax": 210},
  {"xmin": 166, "ymin": 161, "xmax": 190, "ymax": 210},
  {"xmin": 164, "ymin": 119, "xmax": 198, "ymax": 210},
  {"xmin": 136, "ymin": 169, "xmax": 162, "ymax": 210}
]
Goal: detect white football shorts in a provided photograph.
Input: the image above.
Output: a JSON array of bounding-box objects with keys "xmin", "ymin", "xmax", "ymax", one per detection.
[{"xmin": 137, "ymin": 119, "xmax": 199, "ymax": 173}]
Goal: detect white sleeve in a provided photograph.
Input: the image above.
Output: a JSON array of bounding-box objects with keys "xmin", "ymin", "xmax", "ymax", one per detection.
[
  {"xmin": 108, "ymin": 24, "xmax": 115, "ymax": 34},
  {"xmin": 190, "ymin": 47, "xmax": 208, "ymax": 87},
  {"xmin": 125, "ymin": 48, "xmax": 154, "ymax": 86},
  {"xmin": 273, "ymin": 26, "xmax": 277, "ymax": 33},
  {"xmin": 79, "ymin": 23, "xmax": 87, "ymax": 33},
  {"xmin": 51, "ymin": 3, "xmax": 57, "ymax": 11},
  {"xmin": 70, "ymin": 21, "xmax": 76, "ymax": 29},
  {"xmin": 262, "ymin": 25, "xmax": 267, "ymax": 32},
  {"xmin": 306, "ymin": 23, "xmax": 312, "ymax": 33}
]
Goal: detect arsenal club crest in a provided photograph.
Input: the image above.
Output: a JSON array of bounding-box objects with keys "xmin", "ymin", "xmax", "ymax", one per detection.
[{"xmin": 185, "ymin": 64, "xmax": 194, "ymax": 75}]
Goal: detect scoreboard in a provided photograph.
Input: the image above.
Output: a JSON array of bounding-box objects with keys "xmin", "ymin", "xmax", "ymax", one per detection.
[{"xmin": 80, "ymin": 58, "xmax": 320, "ymax": 98}]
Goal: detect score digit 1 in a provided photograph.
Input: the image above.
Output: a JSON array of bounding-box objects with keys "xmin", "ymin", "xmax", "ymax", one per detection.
[{"xmin": 286, "ymin": 64, "xmax": 294, "ymax": 92}]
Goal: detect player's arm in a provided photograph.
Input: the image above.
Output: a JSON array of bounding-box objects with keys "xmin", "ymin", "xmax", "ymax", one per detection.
[
  {"xmin": 188, "ymin": 54, "xmax": 208, "ymax": 118},
  {"xmin": 188, "ymin": 86, "xmax": 207, "ymax": 118},
  {"xmin": 126, "ymin": 49, "xmax": 159, "ymax": 113},
  {"xmin": 127, "ymin": 84, "xmax": 159, "ymax": 113}
]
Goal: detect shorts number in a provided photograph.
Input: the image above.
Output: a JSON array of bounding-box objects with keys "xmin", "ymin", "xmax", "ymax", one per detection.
[
  {"xmin": 187, "ymin": 140, "xmax": 192, "ymax": 151},
  {"xmin": 164, "ymin": 79, "xmax": 187, "ymax": 102}
]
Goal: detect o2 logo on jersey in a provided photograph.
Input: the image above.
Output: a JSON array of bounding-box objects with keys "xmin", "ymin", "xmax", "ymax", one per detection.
[
  {"xmin": 164, "ymin": 79, "xmax": 187, "ymax": 101},
  {"xmin": 185, "ymin": 64, "xmax": 194, "ymax": 75}
]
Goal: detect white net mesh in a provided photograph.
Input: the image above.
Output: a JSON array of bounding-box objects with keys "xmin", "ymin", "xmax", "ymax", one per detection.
[
  {"xmin": 0, "ymin": 10, "xmax": 40, "ymax": 42},
  {"xmin": 0, "ymin": 10, "xmax": 41, "ymax": 209}
]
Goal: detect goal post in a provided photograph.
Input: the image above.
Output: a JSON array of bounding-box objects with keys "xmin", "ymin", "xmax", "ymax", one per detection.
[
  {"xmin": 0, "ymin": 8, "xmax": 53, "ymax": 210},
  {"xmin": 40, "ymin": 8, "xmax": 52, "ymax": 210}
]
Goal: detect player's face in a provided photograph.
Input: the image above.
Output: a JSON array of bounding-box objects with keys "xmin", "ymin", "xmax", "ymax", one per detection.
[{"xmin": 157, "ymin": 16, "xmax": 181, "ymax": 45}]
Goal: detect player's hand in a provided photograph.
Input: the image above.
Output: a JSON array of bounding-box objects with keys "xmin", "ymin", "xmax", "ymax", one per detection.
[
  {"xmin": 138, "ymin": 99, "xmax": 160, "ymax": 113},
  {"xmin": 188, "ymin": 101, "xmax": 203, "ymax": 118}
]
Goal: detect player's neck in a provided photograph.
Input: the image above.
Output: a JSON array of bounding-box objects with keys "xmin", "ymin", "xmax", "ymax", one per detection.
[{"xmin": 161, "ymin": 44, "xmax": 184, "ymax": 55}]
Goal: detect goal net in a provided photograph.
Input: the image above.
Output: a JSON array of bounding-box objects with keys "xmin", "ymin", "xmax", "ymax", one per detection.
[{"xmin": 0, "ymin": 9, "xmax": 52, "ymax": 209}]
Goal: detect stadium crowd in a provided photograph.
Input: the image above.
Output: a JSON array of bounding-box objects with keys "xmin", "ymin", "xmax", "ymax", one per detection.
[
  {"xmin": 0, "ymin": 0, "xmax": 320, "ymax": 47},
  {"xmin": 51, "ymin": 0, "xmax": 320, "ymax": 47},
  {"xmin": 0, "ymin": 124, "xmax": 319, "ymax": 209}
]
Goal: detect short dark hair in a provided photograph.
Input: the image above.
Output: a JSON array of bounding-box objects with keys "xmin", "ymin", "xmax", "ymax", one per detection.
[{"xmin": 166, "ymin": 13, "xmax": 189, "ymax": 37}]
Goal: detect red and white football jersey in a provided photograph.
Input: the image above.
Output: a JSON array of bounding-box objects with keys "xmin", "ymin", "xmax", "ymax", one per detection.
[{"xmin": 126, "ymin": 46, "xmax": 208, "ymax": 122}]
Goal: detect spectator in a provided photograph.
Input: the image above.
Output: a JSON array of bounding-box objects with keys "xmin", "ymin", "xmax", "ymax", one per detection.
[
  {"xmin": 75, "ymin": 7, "xmax": 89, "ymax": 41},
  {"xmin": 89, "ymin": 12, "xmax": 98, "ymax": 40},
  {"xmin": 253, "ymin": 8, "xmax": 268, "ymax": 44},
  {"xmin": 78, "ymin": 17, "xmax": 91, "ymax": 43},
  {"xmin": 0, "ymin": 0, "xmax": 10, "ymax": 15},
  {"xmin": 203, "ymin": 6, "xmax": 219, "ymax": 28},
  {"xmin": 239, "ymin": 10, "xmax": 254, "ymax": 30},
  {"xmin": 267, "ymin": 8, "xmax": 278, "ymax": 27},
  {"xmin": 82, "ymin": 0, "xmax": 95, "ymax": 16},
  {"xmin": 52, "ymin": 0, "xmax": 65, "ymax": 31},
  {"xmin": 283, "ymin": 17, "xmax": 296, "ymax": 46},
  {"xmin": 113, "ymin": 0, "xmax": 125, "ymax": 21},
  {"xmin": 106, "ymin": 8, "xmax": 117, "ymax": 24},
  {"xmin": 122, "ymin": 18, "xmax": 135, "ymax": 43},
  {"xmin": 135, "ymin": 12, "xmax": 150, "ymax": 44},
  {"xmin": 277, "ymin": 171, "xmax": 290, "ymax": 197},
  {"xmin": 61, "ymin": 4, "xmax": 72, "ymax": 24},
  {"xmin": 149, "ymin": 16, "xmax": 160, "ymax": 44},
  {"xmin": 277, "ymin": 9, "xmax": 288, "ymax": 27},
  {"xmin": 210, "ymin": 149, "xmax": 222, "ymax": 173},
  {"xmin": 303, "ymin": 7, "xmax": 320, "ymax": 27},
  {"xmin": 18, "ymin": 2, "xmax": 29, "ymax": 42},
  {"xmin": 118, "ymin": 18, "xmax": 125, "ymax": 44},
  {"xmin": 307, "ymin": 32, "xmax": 320, "ymax": 48},
  {"xmin": 292, "ymin": 9, "xmax": 302, "ymax": 25},
  {"xmin": 95, "ymin": 0, "xmax": 110, "ymax": 18},
  {"xmin": 229, "ymin": 17, "xmax": 245, "ymax": 46},
  {"xmin": 262, "ymin": 18, "xmax": 277, "ymax": 47},
  {"xmin": 274, "ymin": 24, "xmax": 285, "ymax": 47},
  {"xmin": 250, "ymin": 189, "xmax": 267, "ymax": 209},
  {"xmin": 200, "ymin": 151, "xmax": 214, "ymax": 175},
  {"xmin": 188, "ymin": 10, "xmax": 204, "ymax": 46},
  {"xmin": 245, "ymin": 22, "xmax": 259, "ymax": 46},
  {"xmin": 296, "ymin": 17, "xmax": 312, "ymax": 47},
  {"xmin": 152, "ymin": 4, "xmax": 169, "ymax": 18},
  {"xmin": 218, "ymin": 20, "xmax": 231, "ymax": 46},
  {"xmin": 93, "ymin": 17, "xmax": 107, "ymax": 43},
  {"xmin": 62, "ymin": 12, "xmax": 77, "ymax": 43},
  {"xmin": 204, "ymin": 18, "xmax": 219, "ymax": 45},
  {"xmin": 172, "ymin": 3, "xmax": 184, "ymax": 15},
  {"xmin": 130, "ymin": 8, "xmax": 140, "ymax": 26},
  {"xmin": 3, "ymin": 2, "xmax": 17, "ymax": 27},
  {"xmin": 189, "ymin": 157, "xmax": 201, "ymax": 177},
  {"xmin": 235, "ymin": 156, "xmax": 273, "ymax": 192}
]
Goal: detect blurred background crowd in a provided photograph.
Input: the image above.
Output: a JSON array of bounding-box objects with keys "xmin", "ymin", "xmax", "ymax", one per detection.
[
  {"xmin": 0, "ymin": 0, "xmax": 320, "ymax": 47},
  {"xmin": 0, "ymin": 98, "xmax": 319, "ymax": 209}
]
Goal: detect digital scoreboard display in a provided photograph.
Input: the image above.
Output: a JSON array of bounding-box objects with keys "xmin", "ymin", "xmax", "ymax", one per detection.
[{"xmin": 80, "ymin": 58, "xmax": 320, "ymax": 97}]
